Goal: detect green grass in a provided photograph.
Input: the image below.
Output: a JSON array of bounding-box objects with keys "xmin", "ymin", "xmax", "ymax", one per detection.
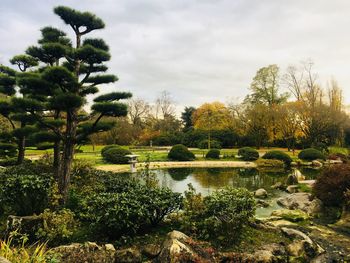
[{"xmin": 328, "ymin": 146, "xmax": 349, "ymax": 155}]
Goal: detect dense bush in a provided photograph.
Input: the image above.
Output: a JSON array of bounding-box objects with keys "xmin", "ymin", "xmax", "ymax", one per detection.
[
  {"xmin": 205, "ymin": 149, "xmax": 220, "ymax": 159},
  {"xmin": 101, "ymin": 144, "xmax": 120, "ymax": 156},
  {"xmin": 168, "ymin": 144, "xmax": 195, "ymax": 161},
  {"xmin": 262, "ymin": 150, "xmax": 292, "ymax": 166},
  {"xmin": 102, "ymin": 147, "xmax": 132, "ymax": 164},
  {"xmin": 0, "ymin": 164, "xmax": 54, "ymax": 216},
  {"xmin": 238, "ymin": 147, "xmax": 259, "ymax": 161},
  {"xmin": 152, "ymin": 132, "xmax": 184, "ymax": 146},
  {"xmin": 35, "ymin": 209, "xmax": 77, "ymax": 246},
  {"xmin": 198, "ymin": 139, "xmax": 221, "ymax": 149},
  {"xmin": 86, "ymin": 186, "xmax": 182, "ymax": 237},
  {"xmin": 298, "ymin": 148, "xmax": 325, "ymax": 161},
  {"xmin": 182, "ymin": 185, "xmax": 255, "ymax": 243},
  {"xmin": 36, "ymin": 142, "xmax": 54, "ymax": 150},
  {"xmin": 314, "ymin": 164, "xmax": 350, "ymax": 207},
  {"xmin": 255, "ymin": 159, "xmax": 285, "ymax": 168},
  {"xmin": 0, "ymin": 157, "xmax": 18, "ymax": 167}
]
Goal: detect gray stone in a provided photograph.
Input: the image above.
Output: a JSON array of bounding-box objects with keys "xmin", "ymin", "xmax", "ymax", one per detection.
[
  {"xmin": 141, "ymin": 244, "xmax": 161, "ymax": 259},
  {"xmin": 286, "ymin": 185, "xmax": 299, "ymax": 193},
  {"xmin": 255, "ymin": 188, "xmax": 268, "ymax": 198},
  {"xmin": 277, "ymin": 193, "xmax": 323, "ymax": 215},
  {"xmin": 257, "ymin": 199, "xmax": 270, "ymax": 207},
  {"xmin": 312, "ymin": 160, "xmax": 323, "ymax": 167}
]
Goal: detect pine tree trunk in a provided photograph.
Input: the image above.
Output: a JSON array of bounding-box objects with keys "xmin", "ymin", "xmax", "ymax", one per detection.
[
  {"xmin": 17, "ymin": 136, "xmax": 25, "ymax": 164},
  {"xmin": 53, "ymin": 141, "xmax": 61, "ymax": 179},
  {"xmin": 59, "ymin": 110, "xmax": 77, "ymax": 204}
]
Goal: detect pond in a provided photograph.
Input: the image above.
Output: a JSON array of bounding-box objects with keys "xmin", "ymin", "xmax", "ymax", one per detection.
[{"xmin": 142, "ymin": 167, "xmax": 321, "ymax": 218}]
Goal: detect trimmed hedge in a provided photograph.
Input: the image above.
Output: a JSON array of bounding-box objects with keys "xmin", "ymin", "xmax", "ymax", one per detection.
[
  {"xmin": 168, "ymin": 144, "xmax": 195, "ymax": 161},
  {"xmin": 102, "ymin": 147, "xmax": 132, "ymax": 164},
  {"xmin": 101, "ymin": 145, "xmax": 120, "ymax": 156},
  {"xmin": 298, "ymin": 148, "xmax": 325, "ymax": 161},
  {"xmin": 262, "ymin": 150, "xmax": 292, "ymax": 166},
  {"xmin": 198, "ymin": 140, "xmax": 222, "ymax": 149},
  {"xmin": 238, "ymin": 147, "xmax": 259, "ymax": 161},
  {"xmin": 206, "ymin": 149, "xmax": 220, "ymax": 159}
]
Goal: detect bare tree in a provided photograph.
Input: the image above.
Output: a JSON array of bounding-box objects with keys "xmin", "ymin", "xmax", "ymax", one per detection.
[
  {"xmin": 155, "ymin": 91, "xmax": 176, "ymax": 119},
  {"xmin": 128, "ymin": 98, "xmax": 151, "ymax": 125}
]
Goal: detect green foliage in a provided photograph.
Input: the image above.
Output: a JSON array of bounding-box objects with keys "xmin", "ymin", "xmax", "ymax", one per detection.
[
  {"xmin": 182, "ymin": 184, "xmax": 255, "ymax": 243},
  {"xmin": 36, "ymin": 142, "xmax": 54, "ymax": 150},
  {"xmin": 262, "ymin": 150, "xmax": 292, "ymax": 166},
  {"xmin": 0, "ymin": 142, "xmax": 17, "ymax": 158},
  {"xmin": 198, "ymin": 139, "xmax": 222, "ymax": 149},
  {"xmin": 238, "ymin": 147, "xmax": 259, "ymax": 161},
  {"xmin": 314, "ymin": 164, "xmax": 350, "ymax": 207},
  {"xmin": 168, "ymin": 144, "xmax": 195, "ymax": 161},
  {"xmin": 0, "ymin": 164, "xmax": 53, "ymax": 216},
  {"xmin": 100, "ymin": 144, "xmax": 119, "ymax": 156},
  {"xmin": 255, "ymin": 159, "xmax": 285, "ymax": 168},
  {"xmin": 298, "ymin": 148, "xmax": 325, "ymax": 161},
  {"xmin": 101, "ymin": 146, "xmax": 131, "ymax": 164},
  {"xmin": 205, "ymin": 149, "xmax": 220, "ymax": 159},
  {"xmin": 36, "ymin": 209, "xmax": 77, "ymax": 246}
]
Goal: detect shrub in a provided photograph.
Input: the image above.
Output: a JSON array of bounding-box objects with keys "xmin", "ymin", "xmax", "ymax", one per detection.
[
  {"xmin": 314, "ymin": 164, "xmax": 350, "ymax": 207},
  {"xmin": 238, "ymin": 147, "xmax": 259, "ymax": 161},
  {"xmin": 86, "ymin": 186, "xmax": 182, "ymax": 237},
  {"xmin": 35, "ymin": 209, "xmax": 77, "ymax": 246},
  {"xmin": 198, "ymin": 140, "xmax": 222, "ymax": 150},
  {"xmin": 101, "ymin": 144, "xmax": 120, "ymax": 156},
  {"xmin": 102, "ymin": 147, "xmax": 132, "ymax": 164},
  {"xmin": 36, "ymin": 142, "xmax": 54, "ymax": 150},
  {"xmin": 205, "ymin": 149, "xmax": 220, "ymax": 159},
  {"xmin": 298, "ymin": 148, "xmax": 325, "ymax": 161},
  {"xmin": 0, "ymin": 157, "xmax": 18, "ymax": 167},
  {"xmin": 168, "ymin": 144, "xmax": 195, "ymax": 161},
  {"xmin": 0, "ymin": 164, "xmax": 53, "ymax": 216},
  {"xmin": 182, "ymin": 185, "xmax": 255, "ymax": 243},
  {"xmin": 262, "ymin": 150, "xmax": 292, "ymax": 166}
]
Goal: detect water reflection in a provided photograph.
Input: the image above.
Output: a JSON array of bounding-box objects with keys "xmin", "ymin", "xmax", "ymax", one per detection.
[{"xmin": 150, "ymin": 167, "xmax": 321, "ymax": 196}]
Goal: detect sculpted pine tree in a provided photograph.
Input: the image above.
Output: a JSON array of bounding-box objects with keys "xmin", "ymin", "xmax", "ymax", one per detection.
[{"xmin": 15, "ymin": 6, "xmax": 131, "ymax": 203}]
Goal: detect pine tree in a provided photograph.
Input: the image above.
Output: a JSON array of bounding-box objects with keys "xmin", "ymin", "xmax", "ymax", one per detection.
[{"xmin": 14, "ymin": 6, "xmax": 131, "ymax": 203}]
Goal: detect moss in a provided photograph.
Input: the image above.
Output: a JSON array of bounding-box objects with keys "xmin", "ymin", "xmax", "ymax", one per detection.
[
  {"xmin": 297, "ymin": 183, "xmax": 312, "ymax": 193},
  {"xmin": 271, "ymin": 209, "xmax": 309, "ymax": 222}
]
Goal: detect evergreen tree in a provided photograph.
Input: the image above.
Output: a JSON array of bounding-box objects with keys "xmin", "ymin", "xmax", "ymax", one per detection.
[{"xmin": 14, "ymin": 6, "xmax": 131, "ymax": 203}]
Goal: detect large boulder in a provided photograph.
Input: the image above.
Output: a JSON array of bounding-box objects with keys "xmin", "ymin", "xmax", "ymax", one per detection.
[
  {"xmin": 277, "ymin": 193, "xmax": 322, "ymax": 215},
  {"xmin": 281, "ymin": 227, "xmax": 324, "ymax": 260},
  {"xmin": 271, "ymin": 209, "xmax": 309, "ymax": 222},
  {"xmin": 286, "ymin": 185, "xmax": 298, "ymax": 193},
  {"xmin": 154, "ymin": 230, "xmax": 215, "ymax": 263},
  {"xmin": 49, "ymin": 242, "xmax": 116, "ymax": 263},
  {"xmin": 254, "ymin": 188, "xmax": 268, "ymax": 198}
]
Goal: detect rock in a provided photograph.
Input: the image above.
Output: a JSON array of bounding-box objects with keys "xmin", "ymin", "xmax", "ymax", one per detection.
[
  {"xmin": 277, "ymin": 193, "xmax": 323, "ymax": 215},
  {"xmin": 282, "ymin": 227, "xmax": 324, "ymax": 260},
  {"xmin": 312, "ymin": 160, "xmax": 323, "ymax": 167},
  {"xmin": 155, "ymin": 230, "xmax": 215, "ymax": 263},
  {"xmin": 0, "ymin": 257, "xmax": 11, "ymax": 263},
  {"xmin": 50, "ymin": 242, "xmax": 116, "ymax": 263},
  {"xmin": 255, "ymin": 188, "xmax": 268, "ymax": 198},
  {"xmin": 286, "ymin": 185, "xmax": 299, "ymax": 193},
  {"xmin": 256, "ymin": 199, "xmax": 270, "ymax": 208},
  {"xmin": 141, "ymin": 244, "xmax": 161, "ymax": 259},
  {"xmin": 298, "ymin": 180, "xmax": 316, "ymax": 188},
  {"xmin": 252, "ymin": 243, "xmax": 287, "ymax": 262},
  {"xmin": 115, "ymin": 247, "xmax": 142, "ymax": 263},
  {"xmin": 328, "ymin": 159, "xmax": 343, "ymax": 164},
  {"xmin": 271, "ymin": 182, "xmax": 285, "ymax": 190},
  {"xmin": 6, "ymin": 214, "xmax": 43, "ymax": 240},
  {"xmin": 286, "ymin": 174, "xmax": 298, "ymax": 185},
  {"xmin": 266, "ymin": 219, "xmax": 297, "ymax": 227},
  {"xmin": 271, "ymin": 209, "xmax": 309, "ymax": 222}
]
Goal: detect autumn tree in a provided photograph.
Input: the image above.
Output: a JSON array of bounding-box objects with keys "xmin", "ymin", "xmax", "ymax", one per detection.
[
  {"xmin": 13, "ymin": 6, "xmax": 131, "ymax": 203},
  {"xmin": 192, "ymin": 102, "xmax": 229, "ymax": 149}
]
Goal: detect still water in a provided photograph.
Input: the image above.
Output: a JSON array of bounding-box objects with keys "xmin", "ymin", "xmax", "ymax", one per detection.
[{"xmin": 146, "ymin": 167, "xmax": 321, "ymax": 217}]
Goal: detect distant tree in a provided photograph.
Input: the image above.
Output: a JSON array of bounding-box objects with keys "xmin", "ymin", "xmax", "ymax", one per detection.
[
  {"xmin": 192, "ymin": 102, "xmax": 229, "ymax": 149},
  {"xmin": 128, "ymin": 98, "xmax": 150, "ymax": 126},
  {"xmin": 155, "ymin": 91, "xmax": 176, "ymax": 119},
  {"xmin": 13, "ymin": 6, "xmax": 131, "ymax": 203},
  {"xmin": 181, "ymin": 106, "xmax": 196, "ymax": 131}
]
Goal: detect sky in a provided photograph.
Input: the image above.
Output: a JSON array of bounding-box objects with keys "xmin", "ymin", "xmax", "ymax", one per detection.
[{"xmin": 1, "ymin": 0, "xmax": 350, "ymax": 113}]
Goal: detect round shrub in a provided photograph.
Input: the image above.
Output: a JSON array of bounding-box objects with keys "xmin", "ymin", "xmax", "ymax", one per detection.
[
  {"xmin": 102, "ymin": 147, "xmax": 132, "ymax": 164},
  {"xmin": 238, "ymin": 147, "xmax": 259, "ymax": 161},
  {"xmin": 36, "ymin": 142, "xmax": 54, "ymax": 150},
  {"xmin": 314, "ymin": 164, "xmax": 350, "ymax": 207},
  {"xmin": 262, "ymin": 150, "xmax": 292, "ymax": 166},
  {"xmin": 298, "ymin": 148, "xmax": 325, "ymax": 161},
  {"xmin": 205, "ymin": 149, "xmax": 220, "ymax": 159},
  {"xmin": 101, "ymin": 144, "xmax": 120, "ymax": 156},
  {"xmin": 168, "ymin": 144, "xmax": 195, "ymax": 161},
  {"xmin": 198, "ymin": 140, "xmax": 222, "ymax": 149}
]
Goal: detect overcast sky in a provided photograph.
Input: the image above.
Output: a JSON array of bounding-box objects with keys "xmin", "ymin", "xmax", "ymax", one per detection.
[{"xmin": 1, "ymin": 0, "xmax": 350, "ymax": 112}]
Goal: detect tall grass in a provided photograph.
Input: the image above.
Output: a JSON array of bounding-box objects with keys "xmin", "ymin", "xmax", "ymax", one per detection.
[{"xmin": 0, "ymin": 237, "xmax": 57, "ymax": 263}]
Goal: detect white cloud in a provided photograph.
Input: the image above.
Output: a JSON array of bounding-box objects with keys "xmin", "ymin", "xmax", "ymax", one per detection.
[{"xmin": 1, "ymin": 0, "xmax": 350, "ymax": 112}]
